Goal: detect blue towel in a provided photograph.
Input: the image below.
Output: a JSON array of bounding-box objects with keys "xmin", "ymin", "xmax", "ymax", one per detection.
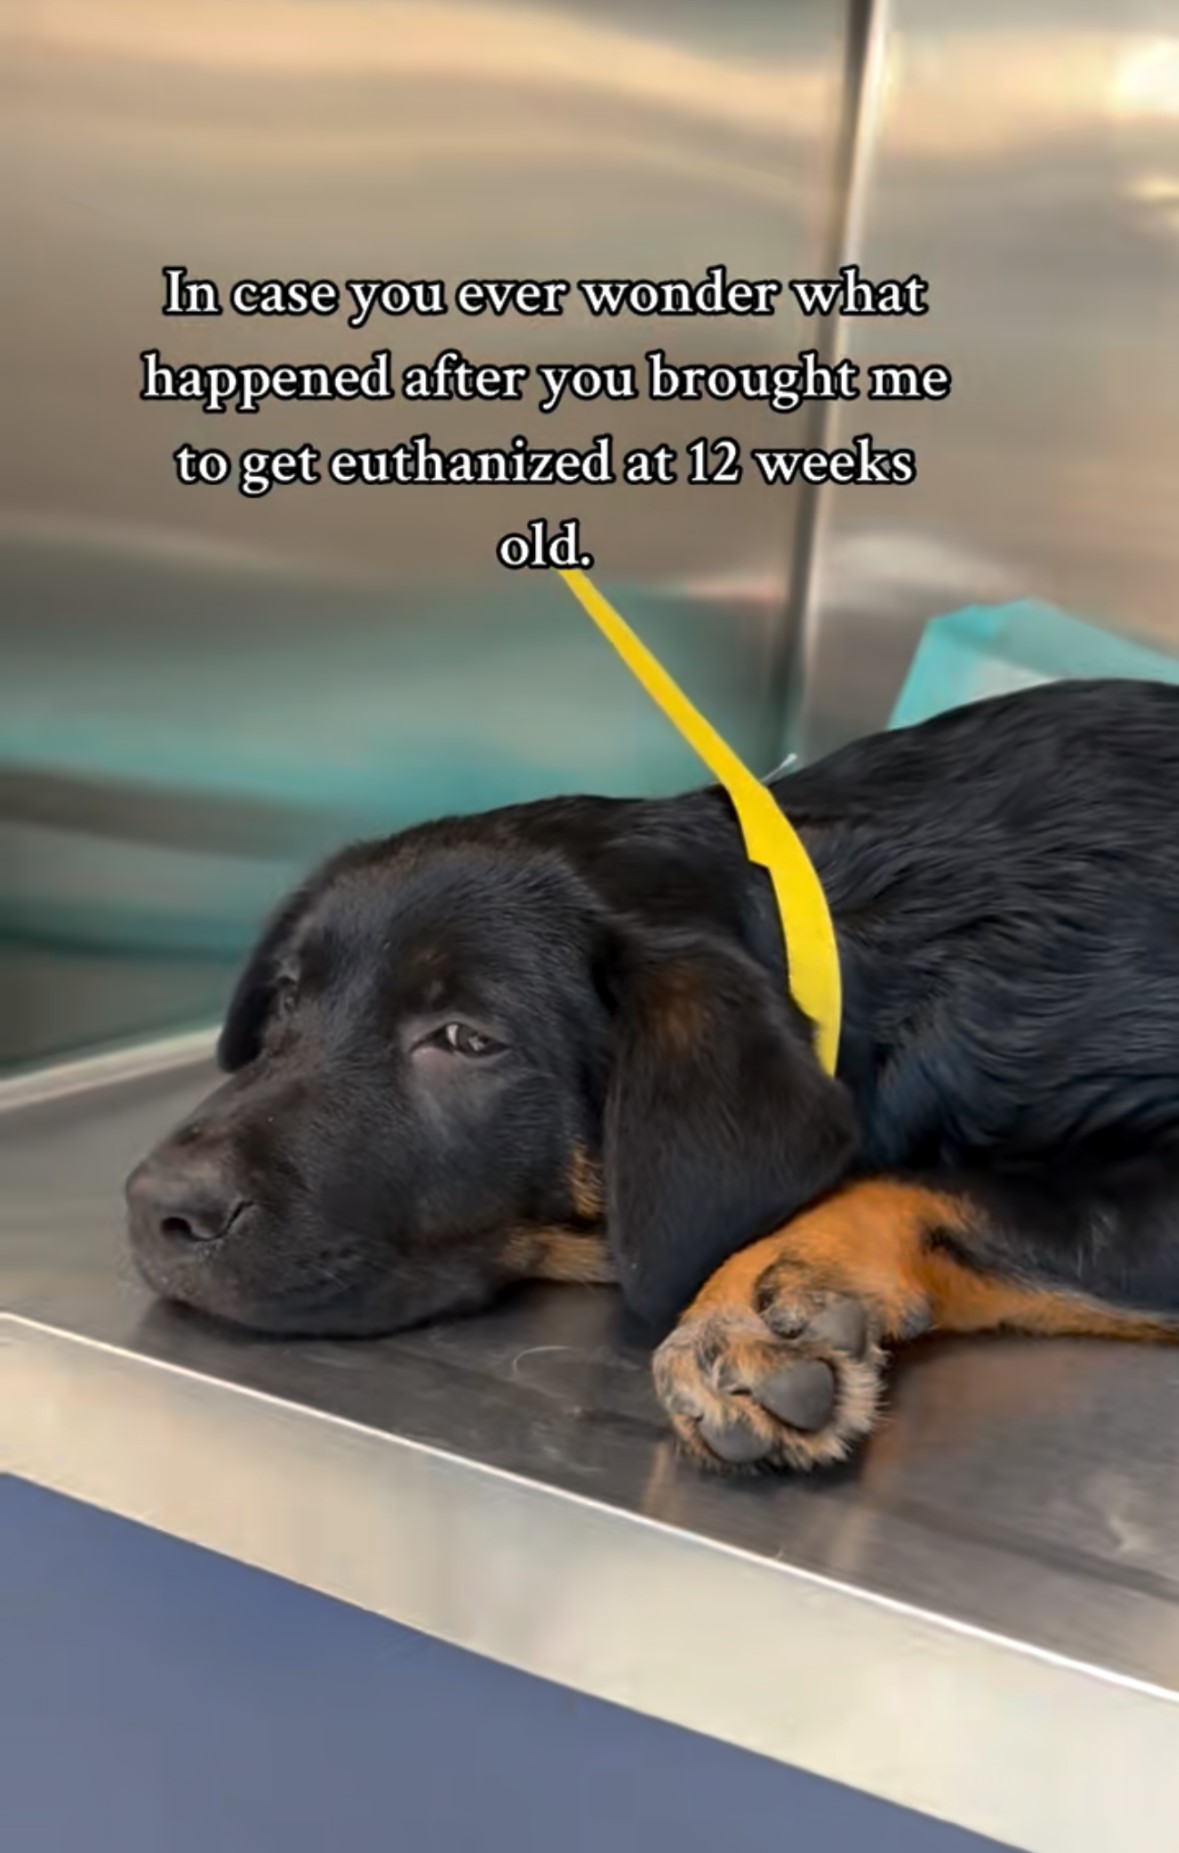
[{"xmin": 890, "ymin": 600, "xmax": 1179, "ymax": 730}]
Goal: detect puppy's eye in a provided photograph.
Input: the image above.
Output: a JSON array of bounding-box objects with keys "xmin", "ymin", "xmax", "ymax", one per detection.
[
  {"xmin": 439, "ymin": 1022, "xmax": 501, "ymax": 1058},
  {"xmin": 273, "ymin": 972, "xmax": 299, "ymax": 1018}
]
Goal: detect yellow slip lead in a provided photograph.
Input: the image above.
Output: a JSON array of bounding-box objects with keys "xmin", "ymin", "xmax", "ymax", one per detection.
[{"xmin": 556, "ymin": 567, "xmax": 842, "ymax": 1076}]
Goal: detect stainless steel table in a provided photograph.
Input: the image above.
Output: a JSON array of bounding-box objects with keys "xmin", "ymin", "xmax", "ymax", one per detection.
[{"xmin": 4, "ymin": 1041, "xmax": 1178, "ymax": 1853}]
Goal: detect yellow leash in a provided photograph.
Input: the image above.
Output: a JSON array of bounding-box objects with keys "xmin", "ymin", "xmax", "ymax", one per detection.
[{"xmin": 556, "ymin": 568, "xmax": 842, "ymax": 1076}]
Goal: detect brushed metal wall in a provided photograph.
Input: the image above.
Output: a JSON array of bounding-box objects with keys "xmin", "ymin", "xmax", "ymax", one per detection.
[
  {"xmin": 8, "ymin": 2, "xmax": 1177, "ymax": 1067},
  {"xmin": 2, "ymin": 1, "xmax": 845, "ymax": 1067},
  {"xmin": 7, "ymin": 0, "xmax": 845, "ymax": 586},
  {"xmin": 797, "ymin": 1, "xmax": 1179, "ymax": 755}
]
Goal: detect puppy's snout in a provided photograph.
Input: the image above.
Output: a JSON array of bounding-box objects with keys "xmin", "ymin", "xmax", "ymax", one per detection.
[{"xmin": 126, "ymin": 1152, "xmax": 247, "ymax": 1247}]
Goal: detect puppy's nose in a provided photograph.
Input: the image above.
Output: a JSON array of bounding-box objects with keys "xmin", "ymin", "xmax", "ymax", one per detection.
[{"xmin": 127, "ymin": 1156, "xmax": 244, "ymax": 1245}]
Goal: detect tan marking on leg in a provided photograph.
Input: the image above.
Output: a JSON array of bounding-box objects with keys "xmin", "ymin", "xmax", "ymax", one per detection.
[
  {"xmin": 919, "ymin": 1257, "xmax": 1178, "ymax": 1340},
  {"xmin": 696, "ymin": 1180, "xmax": 1178, "ymax": 1341},
  {"xmin": 690, "ymin": 1181, "xmax": 951, "ymax": 1335},
  {"xmin": 656, "ymin": 1179, "xmax": 1176, "ymax": 1475}
]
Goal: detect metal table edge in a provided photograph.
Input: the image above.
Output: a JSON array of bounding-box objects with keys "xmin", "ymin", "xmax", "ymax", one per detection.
[
  {"xmin": 4, "ymin": 1306, "xmax": 1178, "ymax": 1853},
  {"xmin": 4, "ymin": 1037, "xmax": 1178, "ymax": 1853}
]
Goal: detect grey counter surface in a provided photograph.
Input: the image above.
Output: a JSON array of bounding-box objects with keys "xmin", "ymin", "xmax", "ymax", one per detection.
[{"xmin": 4, "ymin": 1042, "xmax": 1178, "ymax": 1853}]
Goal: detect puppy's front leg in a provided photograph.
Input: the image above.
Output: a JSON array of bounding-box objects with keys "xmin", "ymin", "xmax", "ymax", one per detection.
[{"xmin": 653, "ymin": 1178, "xmax": 1171, "ymax": 1471}]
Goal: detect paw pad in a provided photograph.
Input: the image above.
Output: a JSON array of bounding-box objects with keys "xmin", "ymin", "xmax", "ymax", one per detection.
[{"xmin": 653, "ymin": 1288, "xmax": 884, "ymax": 1473}]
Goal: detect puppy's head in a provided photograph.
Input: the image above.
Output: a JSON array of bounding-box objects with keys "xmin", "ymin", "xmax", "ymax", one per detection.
[{"xmin": 127, "ymin": 811, "xmax": 855, "ymax": 1335}]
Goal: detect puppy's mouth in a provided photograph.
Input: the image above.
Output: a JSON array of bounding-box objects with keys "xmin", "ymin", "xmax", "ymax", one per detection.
[{"xmin": 127, "ymin": 1212, "xmax": 374, "ymax": 1333}]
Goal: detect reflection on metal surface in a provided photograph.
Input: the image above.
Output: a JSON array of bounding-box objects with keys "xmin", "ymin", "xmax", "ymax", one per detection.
[
  {"xmin": 4, "ymin": 1051, "xmax": 1179, "ymax": 1853},
  {"xmin": 770, "ymin": 0, "xmax": 890, "ymax": 762},
  {"xmin": 0, "ymin": 1025, "xmax": 216, "ymax": 1114},
  {"xmin": 800, "ymin": 6, "xmax": 1179, "ymax": 756},
  {"xmin": 1113, "ymin": 38, "xmax": 1179, "ymax": 119},
  {"xmin": 26, "ymin": 1, "xmax": 837, "ymax": 127},
  {"xmin": 14, "ymin": 2, "xmax": 1179, "ymax": 1061},
  {"xmin": 6, "ymin": 0, "xmax": 843, "ymax": 576},
  {"xmin": 2, "ymin": 0, "xmax": 845, "ymax": 1066}
]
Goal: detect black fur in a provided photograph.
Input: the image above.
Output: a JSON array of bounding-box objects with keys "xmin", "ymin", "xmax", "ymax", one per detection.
[
  {"xmin": 603, "ymin": 930, "xmax": 854, "ymax": 1321},
  {"xmin": 126, "ymin": 679, "xmax": 1179, "ymax": 1335}
]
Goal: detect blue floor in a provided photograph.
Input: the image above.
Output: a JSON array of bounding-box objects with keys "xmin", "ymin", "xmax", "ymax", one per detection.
[{"xmin": 2, "ymin": 1478, "xmax": 1004, "ymax": 1853}]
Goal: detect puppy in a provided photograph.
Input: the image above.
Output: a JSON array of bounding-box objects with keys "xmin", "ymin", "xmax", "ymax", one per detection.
[{"xmin": 128, "ymin": 679, "xmax": 1179, "ymax": 1470}]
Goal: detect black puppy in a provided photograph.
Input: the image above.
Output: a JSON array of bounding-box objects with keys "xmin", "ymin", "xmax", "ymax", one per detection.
[{"xmin": 128, "ymin": 679, "xmax": 1179, "ymax": 1471}]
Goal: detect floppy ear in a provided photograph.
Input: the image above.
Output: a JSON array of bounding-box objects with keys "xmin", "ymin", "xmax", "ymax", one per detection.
[
  {"xmin": 217, "ymin": 886, "xmax": 311, "ymax": 1072},
  {"xmin": 603, "ymin": 931, "xmax": 857, "ymax": 1328}
]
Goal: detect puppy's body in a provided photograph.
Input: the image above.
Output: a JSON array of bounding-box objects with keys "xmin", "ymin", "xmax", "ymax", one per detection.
[
  {"xmin": 785, "ymin": 679, "xmax": 1179, "ymax": 1318},
  {"xmin": 128, "ymin": 679, "xmax": 1179, "ymax": 1470}
]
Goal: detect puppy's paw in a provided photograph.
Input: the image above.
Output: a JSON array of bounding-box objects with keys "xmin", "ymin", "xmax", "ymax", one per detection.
[{"xmin": 652, "ymin": 1288, "xmax": 886, "ymax": 1472}]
